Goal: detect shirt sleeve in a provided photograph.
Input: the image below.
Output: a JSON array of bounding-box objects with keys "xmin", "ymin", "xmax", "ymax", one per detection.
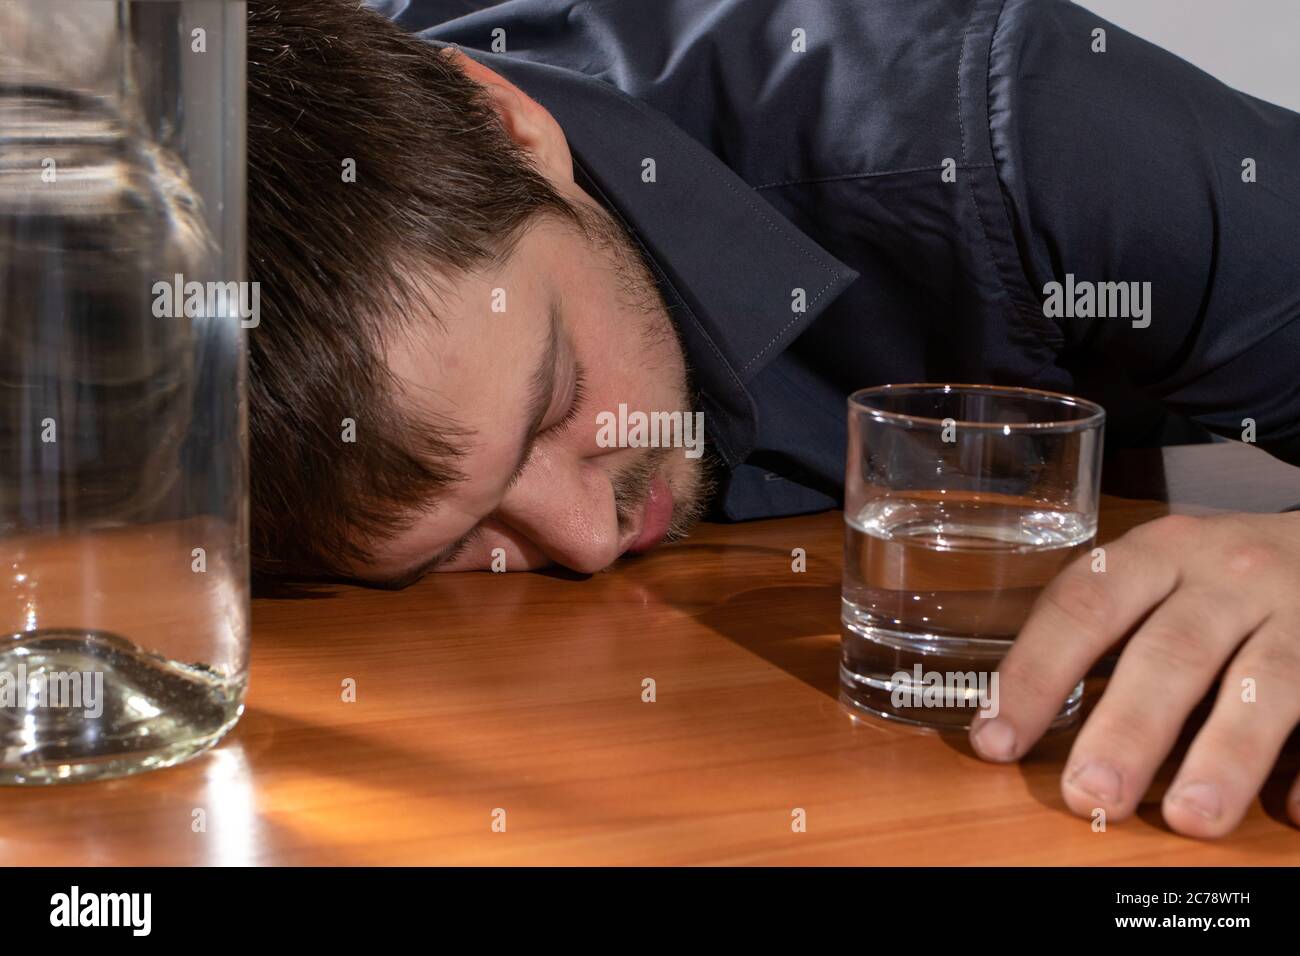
[{"xmin": 988, "ymin": 0, "xmax": 1300, "ymax": 464}]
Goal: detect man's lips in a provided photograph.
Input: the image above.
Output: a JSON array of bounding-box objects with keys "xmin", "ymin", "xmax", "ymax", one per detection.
[{"xmin": 626, "ymin": 474, "xmax": 673, "ymax": 554}]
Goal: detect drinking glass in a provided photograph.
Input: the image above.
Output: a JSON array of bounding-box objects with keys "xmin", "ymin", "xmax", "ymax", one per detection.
[{"xmin": 841, "ymin": 384, "xmax": 1105, "ymax": 729}]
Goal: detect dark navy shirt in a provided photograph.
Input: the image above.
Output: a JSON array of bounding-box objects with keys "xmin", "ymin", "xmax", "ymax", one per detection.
[{"xmin": 376, "ymin": 0, "xmax": 1300, "ymax": 521}]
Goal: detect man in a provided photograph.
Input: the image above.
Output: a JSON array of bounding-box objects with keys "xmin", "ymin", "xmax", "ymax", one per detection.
[{"xmin": 246, "ymin": 0, "xmax": 1300, "ymax": 839}]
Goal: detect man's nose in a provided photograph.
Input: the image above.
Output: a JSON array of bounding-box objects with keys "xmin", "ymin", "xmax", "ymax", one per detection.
[{"xmin": 495, "ymin": 451, "xmax": 624, "ymax": 574}]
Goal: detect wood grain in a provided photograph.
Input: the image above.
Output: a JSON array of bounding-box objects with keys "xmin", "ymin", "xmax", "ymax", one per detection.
[{"xmin": 2, "ymin": 442, "xmax": 1299, "ymax": 865}]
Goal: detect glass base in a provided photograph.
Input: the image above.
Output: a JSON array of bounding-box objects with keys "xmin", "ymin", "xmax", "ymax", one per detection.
[
  {"xmin": 0, "ymin": 629, "xmax": 245, "ymax": 785},
  {"xmin": 840, "ymin": 619, "xmax": 1083, "ymax": 732}
]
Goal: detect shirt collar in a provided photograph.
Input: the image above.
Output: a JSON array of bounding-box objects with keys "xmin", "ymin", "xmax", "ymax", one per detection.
[{"xmin": 451, "ymin": 47, "xmax": 859, "ymax": 465}]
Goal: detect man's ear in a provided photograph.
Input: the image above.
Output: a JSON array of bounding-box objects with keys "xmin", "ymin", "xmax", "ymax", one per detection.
[{"xmin": 442, "ymin": 47, "xmax": 574, "ymax": 186}]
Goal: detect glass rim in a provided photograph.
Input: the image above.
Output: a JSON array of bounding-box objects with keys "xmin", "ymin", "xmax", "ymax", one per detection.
[{"xmin": 847, "ymin": 382, "xmax": 1106, "ymax": 432}]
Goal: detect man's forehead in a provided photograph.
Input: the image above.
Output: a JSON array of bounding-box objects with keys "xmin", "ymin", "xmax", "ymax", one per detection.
[
  {"xmin": 379, "ymin": 256, "xmax": 562, "ymax": 505},
  {"xmin": 385, "ymin": 219, "xmax": 562, "ymax": 364},
  {"xmin": 384, "ymin": 255, "xmax": 547, "ymax": 411}
]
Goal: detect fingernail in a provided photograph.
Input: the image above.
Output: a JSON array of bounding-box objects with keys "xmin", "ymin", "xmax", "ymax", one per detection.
[
  {"xmin": 1066, "ymin": 761, "xmax": 1122, "ymax": 803},
  {"xmin": 1168, "ymin": 781, "xmax": 1222, "ymax": 821},
  {"xmin": 971, "ymin": 718, "xmax": 1016, "ymax": 761}
]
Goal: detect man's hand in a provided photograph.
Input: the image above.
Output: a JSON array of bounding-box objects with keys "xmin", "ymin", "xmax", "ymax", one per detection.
[{"xmin": 969, "ymin": 511, "xmax": 1300, "ymax": 838}]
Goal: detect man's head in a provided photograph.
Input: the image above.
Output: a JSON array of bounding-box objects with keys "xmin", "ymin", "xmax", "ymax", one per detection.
[{"xmin": 248, "ymin": 0, "xmax": 716, "ymax": 586}]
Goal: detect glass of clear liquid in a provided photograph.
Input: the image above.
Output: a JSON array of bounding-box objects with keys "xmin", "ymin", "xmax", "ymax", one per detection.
[
  {"xmin": 841, "ymin": 384, "xmax": 1105, "ymax": 730},
  {"xmin": 1, "ymin": 1, "xmax": 248, "ymax": 783}
]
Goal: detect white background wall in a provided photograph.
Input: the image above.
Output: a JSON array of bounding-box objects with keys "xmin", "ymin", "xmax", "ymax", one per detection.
[{"xmin": 1075, "ymin": 0, "xmax": 1300, "ymax": 113}]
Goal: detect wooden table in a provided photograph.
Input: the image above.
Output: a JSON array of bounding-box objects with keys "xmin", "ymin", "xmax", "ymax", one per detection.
[{"xmin": 3, "ymin": 442, "xmax": 1300, "ymax": 865}]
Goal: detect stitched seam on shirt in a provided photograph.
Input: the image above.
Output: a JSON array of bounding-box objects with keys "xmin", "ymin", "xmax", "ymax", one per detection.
[
  {"xmin": 516, "ymin": 39, "xmax": 844, "ymax": 386},
  {"xmin": 752, "ymin": 163, "xmax": 995, "ymax": 191},
  {"xmin": 739, "ymin": 274, "xmax": 838, "ymax": 374},
  {"xmin": 984, "ymin": 0, "xmax": 1067, "ymax": 355},
  {"xmin": 705, "ymin": 172, "xmax": 840, "ymax": 375},
  {"xmin": 601, "ymin": 86, "xmax": 842, "ymax": 391},
  {"xmin": 958, "ymin": 0, "xmax": 1032, "ymax": 350}
]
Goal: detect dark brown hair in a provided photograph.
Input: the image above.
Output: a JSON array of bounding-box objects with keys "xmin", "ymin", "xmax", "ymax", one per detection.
[{"xmin": 247, "ymin": 0, "xmax": 580, "ymax": 584}]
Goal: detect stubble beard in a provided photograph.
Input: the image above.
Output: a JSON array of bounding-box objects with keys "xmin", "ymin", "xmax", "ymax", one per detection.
[{"xmin": 569, "ymin": 199, "xmax": 719, "ymax": 550}]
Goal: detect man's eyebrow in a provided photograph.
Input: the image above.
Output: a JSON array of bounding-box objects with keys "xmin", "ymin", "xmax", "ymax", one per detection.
[{"xmin": 377, "ymin": 300, "xmax": 560, "ymax": 588}]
